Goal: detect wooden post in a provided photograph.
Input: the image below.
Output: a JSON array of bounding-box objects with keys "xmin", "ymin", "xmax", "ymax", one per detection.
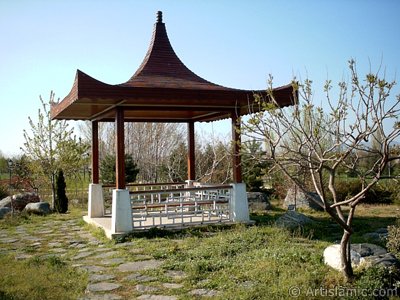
[
  {"xmin": 231, "ymin": 111, "xmax": 242, "ymax": 183},
  {"xmin": 91, "ymin": 120, "xmax": 99, "ymax": 184},
  {"xmin": 115, "ymin": 108, "xmax": 125, "ymax": 189},
  {"xmin": 187, "ymin": 121, "xmax": 195, "ymax": 180}
]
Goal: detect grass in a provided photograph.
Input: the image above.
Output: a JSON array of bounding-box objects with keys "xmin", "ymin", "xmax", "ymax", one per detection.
[
  {"xmin": 1, "ymin": 203, "xmax": 399, "ymax": 299},
  {"xmin": 0, "ymin": 255, "xmax": 87, "ymax": 300}
]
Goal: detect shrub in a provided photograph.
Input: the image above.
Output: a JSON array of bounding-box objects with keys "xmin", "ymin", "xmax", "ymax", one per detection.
[
  {"xmin": 355, "ymin": 266, "xmax": 400, "ymax": 299},
  {"xmin": 54, "ymin": 169, "xmax": 68, "ymax": 213},
  {"xmin": 0, "ymin": 183, "xmax": 8, "ymax": 199},
  {"xmin": 387, "ymin": 223, "xmax": 400, "ymax": 259},
  {"xmin": 327, "ymin": 179, "xmax": 393, "ymax": 205}
]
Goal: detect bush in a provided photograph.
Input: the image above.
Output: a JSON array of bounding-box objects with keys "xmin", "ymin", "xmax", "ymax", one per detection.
[
  {"xmin": 0, "ymin": 183, "xmax": 8, "ymax": 199},
  {"xmin": 355, "ymin": 266, "xmax": 400, "ymax": 300},
  {"xmin": 387, "ymin": 223, "xmax": 400, "ymax": 259},
  {"xmin": 54, "ymin": 169, "xmax": 68, "ymax": 213},
  {"xmin": 327, "ymin": 179, "xmax": 393, "ymax": 204}
]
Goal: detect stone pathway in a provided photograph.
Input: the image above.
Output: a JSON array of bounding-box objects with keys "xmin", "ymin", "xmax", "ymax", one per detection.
[{"xmin": 0, "ymin": 217, "xmax": 220, "ymax": 299}]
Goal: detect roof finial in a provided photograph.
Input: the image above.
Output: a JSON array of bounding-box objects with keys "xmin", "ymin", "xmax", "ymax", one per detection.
[{"xmin": 157, "ymin": 11, "xmax": 163, "ymax": 23}]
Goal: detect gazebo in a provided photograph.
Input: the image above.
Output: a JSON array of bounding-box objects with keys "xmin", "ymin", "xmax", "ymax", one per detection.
[{"xmin": 51, "ymin": 11, "xmax": 295, "ymax": 238}]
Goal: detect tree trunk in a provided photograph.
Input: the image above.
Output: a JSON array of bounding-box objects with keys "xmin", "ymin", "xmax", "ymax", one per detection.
[
  {"xmin": 340, "ymin": 230, "xmax": 354, "ymax": 280},
  {"xmin": 51, "ymin": 173, "xmax": 56, "ymax": 210}
]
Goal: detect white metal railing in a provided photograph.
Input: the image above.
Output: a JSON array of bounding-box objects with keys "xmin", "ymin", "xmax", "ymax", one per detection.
[{"xmin": 129, "ymin": 184, "xmax": 232, "ymax": 229}]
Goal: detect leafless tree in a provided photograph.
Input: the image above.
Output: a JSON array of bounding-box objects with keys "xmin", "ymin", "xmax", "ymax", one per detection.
[{"xmin": 243, "ymin": 59, "xmax": 400, "ymax": 279}]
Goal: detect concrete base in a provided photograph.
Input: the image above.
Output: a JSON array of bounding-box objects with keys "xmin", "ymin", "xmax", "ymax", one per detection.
[
  {"xmin": 230, "ymin": 183, "xmax": 250, "ymax": 222},
  {"xmin": 88, "ymin": 184, "xmax": 104, "ymax": 218},
  {"xmin": 111, "ymin": 189, "xmax": 133, "ymax": 234}
]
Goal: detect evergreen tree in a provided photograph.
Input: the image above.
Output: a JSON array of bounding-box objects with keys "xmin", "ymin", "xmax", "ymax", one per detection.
[
  {"xmin": 100, "ymin": 154, "xmax": 139, "ymax": 184},
  {"xmin": 54, "ymin": 169, "xmax": 68, "ymax": 213}
]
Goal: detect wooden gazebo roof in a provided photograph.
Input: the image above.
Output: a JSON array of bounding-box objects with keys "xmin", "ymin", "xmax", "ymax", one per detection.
[{"xmin": 51, "ymin": 11, "xmax": 295, "ymax": 122}]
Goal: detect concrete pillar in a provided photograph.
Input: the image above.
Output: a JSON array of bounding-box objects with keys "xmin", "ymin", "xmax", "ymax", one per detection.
[
  {"xmin": 111, "ymin": 189, "xmax": 133, "ymax": 234},
  {"xmin": 230, "ymin": 183, "xmax": 249, "ymax": 222},
  {"xmin": 88, "ymin": 183, "xmax": 104, "ymax": 218}
]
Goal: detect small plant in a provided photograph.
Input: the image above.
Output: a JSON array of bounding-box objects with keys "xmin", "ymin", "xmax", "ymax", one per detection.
[
  {"xmin": 54, "ymin": 169, "xmax": 68, "ymax": 213},
  {"xmin": 0, "ymin": 183, "xmax": 8, "ymax": 199},
  {"xmin": 387, "ymin": 223, "xmax": 400, "ymax": 259}
]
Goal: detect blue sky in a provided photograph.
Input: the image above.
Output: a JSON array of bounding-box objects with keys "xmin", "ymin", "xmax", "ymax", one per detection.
[{"xmin": 1, "ymin": 0, "xmax": 399, "ymax": 156}]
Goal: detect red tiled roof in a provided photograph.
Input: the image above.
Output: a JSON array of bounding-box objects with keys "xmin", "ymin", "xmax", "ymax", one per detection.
[{"xmin": 51, "ymin": 11, "xmax": 295, "ymax": 122}]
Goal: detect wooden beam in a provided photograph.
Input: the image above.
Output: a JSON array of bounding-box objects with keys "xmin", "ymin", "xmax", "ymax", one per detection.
[
  {"xmin": 187, "ymin": 122, "xmax": 196, "ymax": 180},
  {"xmin": 231, "ymin": 112, "xmax": 242, "ymax": 183},
  {"xmin": 91, "ymin": 120, "xmax": 99, "ymax": 184},
  {"xmin": 115, "ymin": 108, "xmax": 126, "ymax": 189}
]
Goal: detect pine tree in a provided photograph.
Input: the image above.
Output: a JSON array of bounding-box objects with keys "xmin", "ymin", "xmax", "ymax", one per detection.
[{"xmin": 54, "ymin": 169, "xmax": 68, "ymax": 213}]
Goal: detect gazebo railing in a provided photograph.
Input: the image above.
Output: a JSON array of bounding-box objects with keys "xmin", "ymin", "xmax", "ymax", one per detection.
[
  {"xmin": 129, "ymin": 184, "xmax": 232, "ymax": 229},
  {"xmin": 102, "ymin": 182, "xmax": 186, "ymax": 212}
]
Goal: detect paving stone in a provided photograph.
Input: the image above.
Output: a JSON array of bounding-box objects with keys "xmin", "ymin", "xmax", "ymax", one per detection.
[
  {"xmin": 48, "ymin": 242, "xmax": 63, "ymax": 248},
  {"xmin": 21, "ymin": 236, "xmax": 43, "ymax": 242},
  {"xmin": 79, "ymin": 265, "xmax": 107, "ymax": 273},
  {"xmin": 50, "ymin": 248, "xmax": 67, "ymax": 253},
  {"xmin": 89, "ymin": 274, "xmax": 116, "ymax": 283},
  {"xmin": 79, "ymin": 294, "xmax": 122, "ymax": 300},
  {"xmin": 123, "ymin": 273, "xmax": 156, "ymax": 282},
  {"xmin": 114, "ymin": 241, "xmax": 135, "ymax": 248},
  {"xmin": 0, "ymin": 238, "xmax": 19, "ymax": 243},
  {"xmin": 118, "ymin": 260, "xmax": 163, "ymax": 272},
  {"xmin": 136, "ymin": 284, "xmax": 159, "ymax": 293},
  {"xmin": 135, "ymin": 254, "xmax": 153, "ymax": 260},
  {"xmin": 165, "ymin": 270, "xmax": 187, "ymax": 280},
  {"xmin": 30, "ymin": 242, "xmax": 42, "ymax": 247},
  {"xmin": 15, "ymin": 253, "xmax": 33, "ymax": 260},
  {"xmin": 93, "ymin": 251, "xmax": 120, "ymax": 259},
  {"xmin": 99, "ymin": 258, "xmax": 125, "ymax": 265},
  {"xmin": 72, "ymin": 251, "xmax": 93, "ymax": 260},
  {"xmin": 137, "ymin": 295, "xmax": 177, "ymax": 300},
  {"xmin": 86, "ymin": 282, "xmax": 121, "ymax": 292},
  {"xmin": 190, "ymin": 289, "xmax": 219, "ymax": 297},
  {"xmin": 162, "ymin": 283, "xmax": 183, "ymax": 289},
  {"xmin": 36, "ymin": 229, "xmax": 54, "ymax": 234}
]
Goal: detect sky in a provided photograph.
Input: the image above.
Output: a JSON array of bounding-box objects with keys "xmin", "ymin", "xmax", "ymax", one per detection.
[{"xmin": 0, "ymin": 0, "xmax": 399, "ymax": 157}]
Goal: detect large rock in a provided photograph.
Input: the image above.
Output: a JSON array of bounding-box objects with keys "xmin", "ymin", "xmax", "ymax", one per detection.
[
  {"xmin": 24, "ymin": 202, "xmax": 51, "ymax": 215},
  {"xmin": 323, "ymin": 243, "xmax": 400, "ymax": 271},
  {"xmin": 275, "ymin": 211, "xmax": 315, "ymax": 229},
  {"xmin": 0, "ymin": 196, "xmax": 12, "ymax": 208},
  {"xmin": 0, "ymin": 207, "xmax": 11, "ymax": 219},
  {"xmin": 283, "ymin": 187, "xmax": 323, "ymax": 211},
  {"xmin": 247, "ymin": 192, "xmax": 271, "ymax": 212},
  {"xmin": 324, "ymin": 244, "xmax": 364, "ymax": 270},
  {"xmin": 11, "ymin": 193, "xmax": 40, "ymax": 211}
]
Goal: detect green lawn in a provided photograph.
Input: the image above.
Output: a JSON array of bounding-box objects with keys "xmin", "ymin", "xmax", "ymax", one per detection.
[{"xmin": 0, "ymin": 203, "xmax": 399, "ymax": 299}]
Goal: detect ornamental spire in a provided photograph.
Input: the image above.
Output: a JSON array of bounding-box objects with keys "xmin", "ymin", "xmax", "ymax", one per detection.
[{"xmin": 157, "ymin": 11, "xmax": 163, "ymax": 23}]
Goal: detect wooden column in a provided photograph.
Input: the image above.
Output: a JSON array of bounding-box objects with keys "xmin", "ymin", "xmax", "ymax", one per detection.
[
  {"xmin": 115, "ymin": 108, "xmax": 125, "ymax": 189},
  {"xmin": 231, "ymin": 112, "xmax": 242, "ymax": 183},
  {"xmin": 91, "ymin": 120, "xmax": 99, "ymax": 184},
  {"xmin": 187, "ymin": 121, "xmax": 195, "ymax": 180}
]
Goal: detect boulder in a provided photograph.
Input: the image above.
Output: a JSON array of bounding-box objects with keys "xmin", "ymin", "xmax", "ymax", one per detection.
[
  {"xmin": 275, "ymin": 211, "xmax": 315, "ymax": 229},
  {"xmin": 0, "ymin": 196, "xmax": 12, "ymax": 208},
  {"xmin": 11, "ymin": 193, "xmax": 40, "ymax": 211},
  {"xmin": 247, "ymin": 192, "xmax": 271, "ymax": 212},
  {"xmin": 283, "ymin": 186, "xmax": 323, "ymax": 211},
  {"xmin": 324, "ymin": 244, "xmax": 364, "ymax": 270},
  {"xmin": 362, "ymin": 228, "xmax": 388, "ymax": 243},
  {"xmin": 24, "ymin": 202, "xmax": 51, "ymax": 215},
  {"xmin": 323, "ymin": 243, "xmax": 400, "ymax": 271},
  {"xmin": 0, "ymin": 207, "xmax": 11, "ymax": 219}
]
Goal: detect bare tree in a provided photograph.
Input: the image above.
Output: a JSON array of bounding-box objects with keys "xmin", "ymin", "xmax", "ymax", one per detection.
[{"xmin": 243, "ymin": 59, "xmax": 400, "ymax": 279}]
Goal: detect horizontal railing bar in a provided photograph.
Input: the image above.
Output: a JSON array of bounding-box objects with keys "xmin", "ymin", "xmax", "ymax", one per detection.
[
  {"xmin": 102, "ymin": 182, "xmax": 185, "ymax": 188},
  {"xmin": 131, "ymin": 200, "xmax": 229, "ymax": 209},
  {"xmin": 129, "ymin": 184, "xmax": 232, "ymax": 195}
]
